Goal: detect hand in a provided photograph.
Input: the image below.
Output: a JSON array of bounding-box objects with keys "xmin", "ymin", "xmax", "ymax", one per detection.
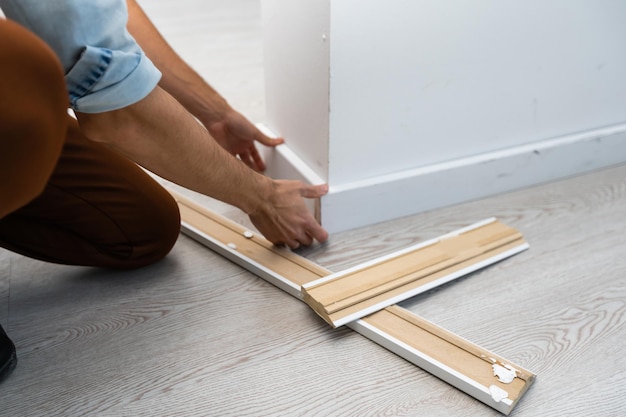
[
  {"xmin": 205, "ymin": 110, "xmax": 284, "ymax": 172},
  {"xmin": 249, "ymin": 180, "xmax": 329, "ymax": 249}
]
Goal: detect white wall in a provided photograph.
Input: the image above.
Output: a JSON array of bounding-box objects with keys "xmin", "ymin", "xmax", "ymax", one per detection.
[
  {"xmin": 261, "ymin": 0, "xmax": 330, "ymax": 181},
  {"xmin": 262, "ymin": 0, "xmax": 626, "ymax": 232},
  {"xmin": 328, "ymin": 0, "xmax": 626, "ymax": 185}
]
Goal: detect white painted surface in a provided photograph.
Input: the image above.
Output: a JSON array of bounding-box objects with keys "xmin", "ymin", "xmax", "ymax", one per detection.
[
  {"xmin": 488, "ymin": 385, "xmax": 510, "ymax": 403},
  {"xmin": 261, "ymin": 0, "xmax": 626, "ymax": 232},
  {"xmin": 327, "ymin": 0, "xmax": 626, "ymax": 185},
  {"xmin": 261, "ymin": 0, "xmax": 330, "ymax": 181},
  {"xmin": 492, "ymin": 364, "xmax": 517, "ymax": 384},
  {"xmin": 321, "ymin": 126, "xmax": 626, "ymax": 232}
]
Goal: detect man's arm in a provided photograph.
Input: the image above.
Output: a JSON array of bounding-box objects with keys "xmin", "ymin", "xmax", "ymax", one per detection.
[
  {"xmin": 118, "ymin": 1, "xmax": 328, "ymax": 247},
  {"xmin": 126, "ymin": 0, "xmax": 278, "ymax": 172},
  {"xmin": 2, "ymin": 0, "xmax": 326, "ymax": 247},
  {"xmin": 76, "ymin": 86, "xmax": 328, "ymax": 248}
]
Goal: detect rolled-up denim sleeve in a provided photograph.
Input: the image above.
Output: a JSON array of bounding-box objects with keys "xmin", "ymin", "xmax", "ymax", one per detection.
[
  {"xmin": 65, "ymin": 45, "xmax": 160, "ymax": 113},
  {"xmin": 0, "ymin": 0, "xmax": 161, "ymax": 113}
]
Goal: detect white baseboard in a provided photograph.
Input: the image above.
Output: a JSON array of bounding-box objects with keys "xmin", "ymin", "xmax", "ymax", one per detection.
[{"xmin": 258, "ymin": 123, "xmax": 626, "ymax": 234}]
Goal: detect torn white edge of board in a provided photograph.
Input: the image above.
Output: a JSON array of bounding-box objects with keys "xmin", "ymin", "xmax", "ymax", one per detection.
[{"xmin": 348, "ymin": 318, "xmax": 516, "ymax": 415}]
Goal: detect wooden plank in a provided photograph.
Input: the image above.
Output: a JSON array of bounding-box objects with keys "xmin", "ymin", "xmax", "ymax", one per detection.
[
  {"xmin": 176, "ymin": 196, "xmax": 325, "ymax": 296},
  {"xmin": 355, "ymin": 307, "xmax": 535, "ymax": 415},
  {"xmin": 170, "ymin": 190, "xmax": 535, "ymax": 415},
  {"xmin": 302, "ymin": 219, "xmax": 528, "ymax": 327}
]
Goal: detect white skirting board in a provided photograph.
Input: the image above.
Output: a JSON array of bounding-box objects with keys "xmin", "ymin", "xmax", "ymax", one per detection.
[{"xmin": 257, "ymin": 122, "xmax": 626, "ymax": 233}]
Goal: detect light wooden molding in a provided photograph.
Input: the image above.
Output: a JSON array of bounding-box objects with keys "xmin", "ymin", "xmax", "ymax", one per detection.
[
  {"xmin": 356, "ymin": 306, "xmax": 535, "ymax": 414},
  {"xmin": 170, "ymin": 190, "xmax": 535, "ymax": 415},
  {"xmin": 302, "ymin": 218, "xmax": 528, "ymax": 327}
]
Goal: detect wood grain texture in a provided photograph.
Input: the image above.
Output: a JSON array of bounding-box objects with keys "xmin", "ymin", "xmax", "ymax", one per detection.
[
  {"xmin": 302, "ymin": 219, "xmax": 527, "ymax": 326},
  {"xmin": 1, "ymin": 1, "xmax": 625, "ymax": 416}
]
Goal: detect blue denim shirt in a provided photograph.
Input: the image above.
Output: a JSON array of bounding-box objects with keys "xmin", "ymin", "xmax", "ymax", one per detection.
[{"xmin": 0, "ymin": 0, "xmax": 161, "ymax": 113}]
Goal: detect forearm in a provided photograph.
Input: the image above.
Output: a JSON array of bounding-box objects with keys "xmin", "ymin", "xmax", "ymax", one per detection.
[
  {"xmin": 76, "ymin": 86, "xmax": 268, "ymax": 215},
  {"xmin": 77, "ymin": 85, "xmax": 328, "ymax": 247},
  {"xmin": 126, "ymin": 0, "xmax": 229, "ymax": 123},
  {"xmin": 118, "ymin": 1, "xmax": 328, "ymax": 246}
]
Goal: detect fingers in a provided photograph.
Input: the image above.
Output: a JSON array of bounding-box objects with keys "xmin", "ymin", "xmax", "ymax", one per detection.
[
  {"xmin": 249, "ymin": 180, "xmax": 330, "ymax": 249},
  {"xmin": 254, "ymin": 129, "xmax": 284, "ymax": 148},
  {"xmin": 286, "ymin": 229, "xmax": 316, "ymax": 250},
  {"xmin": 287, "ymin": 241, "xmax": 301, "ymax": 250},
  {"xmin": 237, "ymin": 145, "xmax": 265, "ymax": 172},
  {"xmin": 296, "ymin": 183, "xmax": 329, "ymax": 245},
  {"xmin": 260, "ymin": 216, "xmax": 328, "ymax": 249},
  {"xmin": 249, "ymin": 146, "xmax": 265, "ymax": 171},
  {"xmin": 300, "ymin": 183, "xmax": 329, "ymax": 199},
  {"xmin": 245, "ymin": 130, "xmax": 283, "ymax": 171},
  {"xmin": 282, "ymin": 216, "xmax": 328, "ymax": 249}
]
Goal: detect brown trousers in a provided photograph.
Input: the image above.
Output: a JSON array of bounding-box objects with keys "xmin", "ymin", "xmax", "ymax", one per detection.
[{"xmin": 0, "ymin": 19, "xmax": 180, "ymax": 269}]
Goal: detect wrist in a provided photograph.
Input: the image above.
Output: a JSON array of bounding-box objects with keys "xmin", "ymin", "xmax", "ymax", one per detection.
[
  {"xmin": 197, "ymin": 95, "xmax": 231, "ymax": 125},
  {"xmin": 238, "ymin": 174, "xmax": 274, "ymax": 216},
  {"xmin": 161, "ymin": 72, "xmax": 231, "ymax": 125},
  {"xmin": 186, "ymin": 82, "xmax": 232, "ymax": 125}
]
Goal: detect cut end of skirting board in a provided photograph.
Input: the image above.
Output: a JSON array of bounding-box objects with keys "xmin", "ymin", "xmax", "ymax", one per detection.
[
  {"xmin": 301, "ymin": 219, "xmax": 528, "ymax": 328},
  {"xmin": 300, "ymin": 291, "xmax": 339, "ymax": 328}
]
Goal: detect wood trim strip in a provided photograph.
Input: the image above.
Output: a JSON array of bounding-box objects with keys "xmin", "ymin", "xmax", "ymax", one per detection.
[
  {"xmin": 176, "ymin": 197, "xmax": 327, "ymax": 296},
  {"xmin": 302, "ymin": 219, "xmax": 529, "ymax": 327},
  {"xmin": 170, "ymin": 190, "xmax": 535, "ymax": 415},
  {"xmin": 354, "ymin": 307, "xmax": 536, "ymax": 415}
]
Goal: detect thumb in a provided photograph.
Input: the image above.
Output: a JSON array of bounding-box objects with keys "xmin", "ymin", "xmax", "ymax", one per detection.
[{"xmin": 300, "ymin": 183, "xmax": 329, "ymax": 199}]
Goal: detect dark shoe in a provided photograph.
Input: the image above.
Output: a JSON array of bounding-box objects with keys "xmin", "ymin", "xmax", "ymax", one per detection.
[{"xmin": 0, "ymin": 324, "xmax": 17, "ymax": 382}]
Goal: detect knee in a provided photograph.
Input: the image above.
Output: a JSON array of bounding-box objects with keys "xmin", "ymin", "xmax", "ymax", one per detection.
[
  {"xmin": 148, "ymin": 192, "xmax": 182, "ymax": 264},
  {"xmin": 120, "ymin": 189, "xmax": 181, "ymax": 270}
]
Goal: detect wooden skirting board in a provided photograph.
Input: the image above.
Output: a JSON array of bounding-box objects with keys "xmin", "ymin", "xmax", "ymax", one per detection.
[
  {"xmin": 170, "ymin": 190, "xmax": 536, "ymax": 415},
  {"xmin": 302, "ymin": 218, "xmax": 527, "ymax": 327}
]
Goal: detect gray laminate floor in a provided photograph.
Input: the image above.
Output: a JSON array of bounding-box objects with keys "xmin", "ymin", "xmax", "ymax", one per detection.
[{"xmin": 1, "ymin": 1, "xmax": 624, "ymax": 416}]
